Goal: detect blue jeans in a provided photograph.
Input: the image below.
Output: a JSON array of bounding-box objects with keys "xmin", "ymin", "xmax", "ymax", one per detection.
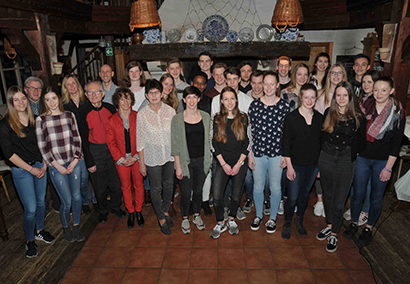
[
  {"xmin": 78, "ymin": 158, "xmax": 96, "ymax": 205},
  {"xmin": 351, "ymin": 156, "xmax": 387, "ymax": 227},
  {"xmin": 350, "ymin": 180, "xmax": 371, "ymax": 213},
  {"xmin": 244, "ymin": 167, "xmax": 270, "ymax": 202},
  {"xmin": 284, "ymin": 165, "xmax": 318, "ymax": 221},
  {"xmin": 11, "ymin": 162, "xmax": 47, "ymax": 242},
  {"xmin": 253, "ymin": 156, "xmax": 283, "ymax": 219},
  {"xmin": 49, "ymin": 163, "xmax": 82, "ymax": 228}
]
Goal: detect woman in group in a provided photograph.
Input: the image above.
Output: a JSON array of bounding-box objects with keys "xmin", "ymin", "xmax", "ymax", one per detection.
[
  {"xmin": 310, "ymin": 52, "xmax": 331, "ymax": 90},
  {"xmin": 171, "ymin": 86, "xmax": 212, "ymax": 234},
  {"xmin": 61, "ymin": 75, "xmax": 95, "ymax": 214},
  {"xmin": 281, "ymin": 63, "xmax": 309, "ymax": 112},
  {"xmin": 316, "ymin": 81, "xmax": 366, "ymax": 253},
  {"xmin": 0, "ymin": 86, "xmax": 54, "ymax": 258},
  {"xmin": 160, "ymin": 73, "xmax": 179, "ymax": 112},
  {"xmin": 210, "ymin": 87, "xmax": 251, "ymax": 239},
  {"xmin": 122, "ymin": 61, "xmax": 147, "ymax": 112},
  {"xmin": 106, "ymin": 87, "xmax": 144, "ymax": 229},
  {"xmin": 248, "ymin": 71, "xmax": 290, "ymax": 234},
  {"xmin": 344, "ymin": 76, "xmax": 405, "ymax": 246},
  {"xmin": 343, "ymin": 70, "xmax": 381, "ymax": 225},
  {"xmin": 281, "ymin": 83, "xmax": 324, "ymax": 240},
  {"xmin": 137, "ymin": 79, "xmax": 176, "ymax": 235},
  {"xmin": 313, "ymin": 63, "xmax": 348, "ymax": 218},
  {"xmin": 36, "ymin": 88, "xmax": 85, "ymax": 243}
]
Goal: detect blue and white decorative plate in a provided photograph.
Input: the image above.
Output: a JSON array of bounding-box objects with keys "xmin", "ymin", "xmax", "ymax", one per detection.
[
  {"xmin": 183, "ymin": 28, "xmax": 198, "ymax": 42},
  {"xmin": 281, "ymin": 27, "xmax": 299, "ymax": 42},
  {"xmin": 239, "ymin": 27, "xmax": 254, "ymax": 42},
  {"xmin": 274, "ymin": 32, "xmax": 282, "ymax": 41},
  {"xmin": 202, "ymin": 15, "xmax": 229, "ymax": 42},
  {"xmin": 143, "ymin": 28, "xmax": 160, "ymax": 44},
  {"xmin": 168, "ymin": 28, "xmax": 182, "ymax": 43},
  {"xmin": 226, "ymin": 30, "xmax": 238, "ymax": 42},
  {"xmin": 197, "ymin": 29, "xmax": 204, "ymax": 42}
]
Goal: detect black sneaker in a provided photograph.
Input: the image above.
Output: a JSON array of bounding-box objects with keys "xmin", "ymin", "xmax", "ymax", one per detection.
[
  {"xmin": 251, "ymin": 217, "xmax": 263, "ymax": 231},
  {"xmin": 165, "ymin": 215, "xmax": 174, "ymax": 228},
  {"xmin": 242, "ymin": 199, "xmax": 254, "ymax": 213},
  {"xmin": 316, "ymin": 227, "xmax": 332, "ymax": 241},
  {"xmin": 26, "ymin": 241, "xmax": 38, "ymax": 258},
  {"xmin": 358, "ymin": 227, "xmax": 373, "ymax": 246},
  {"xmin": 326, "ymin": 235, "xmax": 338, "ymax": 252},
  {"xmin": 82, "ymin": 205, "xmax": 91, "ymax": 215},
  {"xmin": 201, "ymin": 201, "xmax": 212, "ymax": 216},
  {"xmin": 294, "ymin": 216, "xmax": 307, "ymax": 235},
  {"xmin": 63, "ymin": 227, "xmax": 75, "ymax": 243},
  {"xmin": 282, "ymin": 221, "xmax": 291, "ymax": 240},
  {"xmin": 110, "ymin": 209, "xmax": 127, "ymax": 218},
  {"xmin": 73, "ymin": 225, "xmax": 85, "ymax": 242},
  {"xmin": 343, "ymin": 223, "xmax": 358, "ymax": 240},
  {"xmin": 98, "ymin": 213, "xmax": 108, "ymax": 224},
  {"xmin": 160, "ymin": 221, "xmax": 171, "ymax": 235},
  {"xmin": 35, "ymin": 230, "xmax": 55, "ymax": 244},
  {"xmin": 265, "ymin": 219, "xmax": 276, "ymax": 234}
]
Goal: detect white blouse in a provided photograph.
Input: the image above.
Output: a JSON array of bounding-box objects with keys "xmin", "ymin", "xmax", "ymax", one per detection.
[{"xmin": 137, "ymin": 102, "xmax": 176, "ymax": 167}]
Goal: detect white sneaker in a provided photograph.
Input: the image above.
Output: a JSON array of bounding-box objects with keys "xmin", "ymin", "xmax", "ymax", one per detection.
[
  {"xmin": 181, "ymin": 219, "xmax": 191, "ymax": 234},
  {"xmin": 227, "ymin": 219, "xmax": 239, "ymax": 235},
  {"xmin": 193, "ymin": 215, "xmax": 205, "ymax": 230},
  {"xmin": 358, "ymin": 211, "xmax": 369, "ymax": 226},
  {"xmin": 236, "ymin": 207, "xmax": 246, "ymax": 220},
  {"xmin": 313, "ymin": 201, "xmax": 324, "ymax": 217},
  {"xmin": 210, "ymin": 222, "xmax": 227, "ymax": 239},
  {"xmin": 343, "ymin": 209, "xmax": 351, "ymax": 221},
  {"xmin": 277, "ymin": 200, "xmax": 284, "ymax": 215}
]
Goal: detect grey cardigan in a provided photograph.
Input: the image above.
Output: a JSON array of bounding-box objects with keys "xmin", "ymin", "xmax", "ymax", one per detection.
[{"xmin": 171, "ymin": 110, "xmax": 212, "ymax": 178}]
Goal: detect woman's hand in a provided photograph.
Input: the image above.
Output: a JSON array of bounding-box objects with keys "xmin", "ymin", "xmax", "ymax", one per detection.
[
  {"xmin": 37, "ymin": 162, "xmax": 47, "ymax": 178},
  {"xmin": 286, "ymin": 166, "xmax": 296, "ymax": 181},
  {"xmin": 176, "ymin": 167, "xmax": 183, "ymax": 180},
  {"xmin": 222, "ymin": 164, "xmax": 233, "ymax": 175},
  {"xmin": 29, "ymin": 167, "xmax": 42, "ymax": 178},
  {"xmin": 56, "ymin": 164, "xmax": 69, "ymax": 175},
  {"xmin": 280, "ymin": 157, "xmax": 287, "ymax": 169},
  {"xmin": 123, "ymin": 157, "xmax": 137, "ymax": 167},
  {"xmin": 139, "ymin": 163, "xmax": 147, "ymax": 177},
  {"xmin": 248, "ymin": 154, "xmax": 255, "ymax": 171},
  {"xmin": 231, "ymin": 162, "xmax": 242, "ymax": 176},
  {"xmin": 380, "ymin": 168, "xmax": 392, "ymax": 182},
  {"xmin": 88, "ymin": 165, "xmax": 97, "ymax": 173},
  {"xmin": 66, "ymin": 159, "xmax": 79, "ymax": 174}
]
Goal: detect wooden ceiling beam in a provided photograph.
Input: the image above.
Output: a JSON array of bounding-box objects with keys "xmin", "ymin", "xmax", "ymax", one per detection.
[{"xmin": 0, "ymin": 7, "xmax": 37, "ymax": 30}]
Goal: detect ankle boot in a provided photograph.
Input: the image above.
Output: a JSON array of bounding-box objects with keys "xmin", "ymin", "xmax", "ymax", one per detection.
[
  {"xmin": 127, "ymin": 212, "xmax": 135, "ymax": 228},
  {"xmin": 136, "ymin": 211, "xmax": 144, "ymax": 227},
  {"xmin": 295, "ymin": 216, "xmax": 307, "ymax": 235}
]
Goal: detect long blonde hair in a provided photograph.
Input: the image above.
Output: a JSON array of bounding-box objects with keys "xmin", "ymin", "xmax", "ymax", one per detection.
[
  {"xmin": 160, "ymin": 73, "xmax": 179, "ymax": 112},
  {"xmin": 319, "ymin": 63, "xmax": 347, "ymax": 107},
  {"xmin": 61, "ymin": 75, "xmax": 86, "ymax": 104},
  {"xmin": 5, "ymin": 86, "xmax": 35, "ymax": 137}
]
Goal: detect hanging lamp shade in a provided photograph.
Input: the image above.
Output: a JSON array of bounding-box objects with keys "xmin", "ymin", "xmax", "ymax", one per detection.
[
  {"xmin": 271, "ymin": 0, "xmax": 303, "ymax": 31},
  {"xmin": 129, "ymin": 0, "xmax": 161, "ymax": 32}
]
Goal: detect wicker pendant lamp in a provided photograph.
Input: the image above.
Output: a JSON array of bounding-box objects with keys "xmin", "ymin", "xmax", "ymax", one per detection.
[
  {"xmin": 129, "ymin": 0, "xmax": 161, "ymax": 44},
  {"xmin": 271, "ymin": 0, "xmax": 303, "ymax": 31}
]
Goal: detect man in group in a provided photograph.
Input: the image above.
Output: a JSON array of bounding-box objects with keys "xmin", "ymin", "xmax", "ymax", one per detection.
[
  {"xmin": 211, "ymin": 66, "xmax": 253, "ymax": 116},
  {"xmin": 198, "ymin": 51, "xmax": 215, "ymax": 93},
  {"xmin": 349, "ymin": 53, "xmax": 371, "ymax": 95},
  {"xmin": 100, "ymin": 64, "xmax": 118, "ymax": 104},
  {"xmin": 24, "ymin": 77, "xmax": 43, "ymax": 116},
  {"xmin": 178, "ymin": 71, "xmax": 212, "ymax": 115},
  {"xmin": 276, "ymin": 56, "xmax": 292, "ymax": 91},
  {"xmin": 238, "ymin": 61, "xmax": 253, "ymax": 94},
  {"xmin": 166, "ymin": 58, "xmax": 189, "ymax": 100},
  {"xmin": 205, "ymin": 63, "xmax": 227, "ymax": 99},
  {"xmin": 246, "ymin": 70, "xmax": 264, "ymax": 100},
  {"xmin": 82, "ymin": 81, "xmax": 126, "ymax": 223}
]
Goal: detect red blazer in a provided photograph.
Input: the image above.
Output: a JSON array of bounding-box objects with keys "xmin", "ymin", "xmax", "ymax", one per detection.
[{"xmin": 106, "ymin": 110, "xmax": 138, "ymax": 162}]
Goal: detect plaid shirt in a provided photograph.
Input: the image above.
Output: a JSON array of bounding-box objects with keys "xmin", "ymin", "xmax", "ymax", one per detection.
[{"xmin": 36, "ymin": 111, "xmax": 82, "ymax": 166}]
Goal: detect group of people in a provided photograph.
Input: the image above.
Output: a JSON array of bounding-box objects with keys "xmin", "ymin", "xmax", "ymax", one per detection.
[{"xmin": 0, "ymin": 50, "xmax": 405, "ymax": 258}]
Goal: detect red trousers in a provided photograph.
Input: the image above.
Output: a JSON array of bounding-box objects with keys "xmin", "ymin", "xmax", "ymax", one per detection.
[{"xmin": 115, "ymin": 161, "xmax": 144, "ymax": 213}]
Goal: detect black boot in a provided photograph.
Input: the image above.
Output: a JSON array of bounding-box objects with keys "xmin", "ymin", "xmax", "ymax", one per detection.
[
  {"xmin": 127, "ymin": 212, "xmax": 135, "ymax": 229},
  {"xmin": 136, "ymin": 211, "xmax": 145, "ymax": 227},
  {"xmin": 295, "ymin": 216, "xmax": 307, "ymax": 235},
  {"xmin": 201, "ymin": 201, "xmax": 212, "ymax": 216}
]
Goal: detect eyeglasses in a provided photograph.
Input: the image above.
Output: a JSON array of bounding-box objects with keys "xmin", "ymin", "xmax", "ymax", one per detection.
[
  {"xmin": 87, "ymin": 90, "xmax": 102, "ymax": 96},
  {"xmin": 330, "ymin": 71, "xmax": 343, "ymax": 76},
  {"xmin": 27, "ymin": 87, "xmax": 42, "ymax": 92},
  {"xmin": 148, "ymin": 90, "xmax": 161, "ymax": 95}
]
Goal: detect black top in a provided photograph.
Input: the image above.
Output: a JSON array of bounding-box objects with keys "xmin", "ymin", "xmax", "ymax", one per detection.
[
  {"xmin": 348, "ymin": 78, "xmax": 361, "ymax": 96},
  {"xmin": 280, "ymin": 81, "xmax": 291, "ymax": 91},
  {"xmin": 322, "ymin": 108, "xmax": 367, "ymax": 162},
  {"xmin": 124, "ymin": 128, "xmax": 131, "ymax": 155},
  {"xmin": 282, "ymin": 109, "xmax": 324, "ymax": 166},
  {"xmin": 185, "ymin": 120, "xmax": 204, "ymax": 159},
  {"xmin": 211, "ymin": 115, "xmax": 251, "ymax": 167},
  {"xmin": 239, "ymin": 83, "xmax": 252, "ymax": 94},
  {"xmin": 0, "ymin": 119, "xmax": 42, "ymax": 167}
]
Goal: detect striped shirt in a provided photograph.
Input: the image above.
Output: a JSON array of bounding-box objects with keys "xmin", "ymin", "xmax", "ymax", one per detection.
[{"xmin": 36, "ymin": 111, "xmax": 82, "ymax": 166}]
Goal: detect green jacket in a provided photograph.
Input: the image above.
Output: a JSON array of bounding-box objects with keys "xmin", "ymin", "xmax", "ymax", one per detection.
[{"xmin": 171, "ymin": 110, "xmax": 212, "ymax": 178}]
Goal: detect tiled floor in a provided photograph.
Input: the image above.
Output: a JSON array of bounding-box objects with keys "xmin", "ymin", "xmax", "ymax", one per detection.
[{"xmin": 61, "ymin": 196, "xmax": 375, "ymax": 284}]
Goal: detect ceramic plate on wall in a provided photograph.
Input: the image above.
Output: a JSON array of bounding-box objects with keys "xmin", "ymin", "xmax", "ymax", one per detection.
[
  {"xmin": 197, "ymin": 29, "xmax": 204, "ymax": 42},
  {"xmin": 183, "ymin": 28, "xmax": 198, "ymax": 42},
  {"xmin": 168, "ymin": 28, "xmax": 182, "ymax": 43},
  {"xmin": 202, "ymin": 15, "xmax": 229, "ymax": 42},
  {"xmin": 239, "ymin": 27, "xmax": 254, "ymax": 42},
  {"xmin": 226, "ymin": 30, "xmax": 238, "ymax": 42},
  {"xmin": 256, "ymin": 24, "xmax": 274, "ymax": 42}
]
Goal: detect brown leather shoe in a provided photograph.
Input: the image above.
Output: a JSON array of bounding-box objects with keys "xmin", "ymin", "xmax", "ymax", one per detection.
[{"xmin": 144, "ymin": 190, "xmax": 151, "ymax": 206}]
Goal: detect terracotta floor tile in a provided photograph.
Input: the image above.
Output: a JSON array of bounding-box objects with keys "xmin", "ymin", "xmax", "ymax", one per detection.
[
  {"xmin": 242, "ymin": 229, "xmax": 269, "ymax": 247},
  {"xmin": 85, "ymin": 229, "xmax": 113, "ymax": 247},
  {"xmin": 244, "ymin": 248, "xmax": 274, "ymax": 269},
  {"xmin": 106, "ymin": 229, "xmax": 140, "ymax": 247},
  {"xmin": 73, "ymin": 246, "xmax": 103, "ymax": 266},
  {"xmin": 302, "ymin": 214, "xmax": 325, "ymax": 229},
  {"xmin": 190, "ymin": 248, "xmax": 218, "ymax": 269},
  {"xmin": 218, "ymin": 232, "xmax": 244, "ymax": 247},
  {"xmin": 121, "ymin": 268, "xmax": 161, "ymax": 284},
  {"xmin": 338, "ymin": 247, "xmax": 370, "ymax": 269},
  {"xmin": 168, "ymin": 230, "xmax": 194, "ymax": 247},
  {"xmin": 95, "ymin": 215, "xmax": 119, "ymax": 230},
  {"xmin": 304, "ymin": 247, "xmax": 345, "ymax": 269},
  {"xmin": 298, "ymin": 230, "xmax": 325, "ymax": 247},
  {"xmin": 128, "ymin": 247, "xmax": 166, "ymax": 267},
  {"xmin": 218, "ymin": 269, "xmax": 248, "ymax": 284},
  {"xmin": 247, "ymin": 269, "xmax": 278, "ymax": 284},
  {"xmin": 337, "ymin": 229, "xmax": 355, "ymax": 247},
  {"xmin": 271, "ymin": 247, "xmax": 309, "ymax": 269},
  {"xmin": 188, "ymin": 269, "xmax": 218, "ymax": 284},
  {"xmin": 162, "ymin": 247, "xmax": 191, "ymax": 268},
  {"xmin": 313, "ymin": 269, "xmax": 354, "ymax": 284},
  {"xmin": 95, "ymin": 247, "xmax": 133, "ymax": 267},
  {"xmin": 142, "ymin": 215, "xmax": 162, "ymax": 229},
  {"xmin": 276, "ymin": 269, "xmax": 316, "ymax": 284},
  {"xmin": 267, "ymin": 230, "xmax": 301, "ymax": 247},
  {"xmin": 158, "ymin": 269, "xmax": 189, "ymax": 284},
  {"xmin": 193, "ymin": 230, "xmax": 218, "ymax": 247},
  {"xmin": 137, "ymin": 230, "xmax": 169, "ymax": 247},
  {"xmin": 349, "ymin": 269, "xmax": 380, "ymax": 284},
  {"xmin": 218, "ymin": 248, "xmax": 246, "ymax": 269},
  {"xmin": 61, "ymin": 266, "xmax": 92, "ymax": 284},
  {"xmin": 85, "ymin": 267, "xmax": 125, "ymax": 284}
]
